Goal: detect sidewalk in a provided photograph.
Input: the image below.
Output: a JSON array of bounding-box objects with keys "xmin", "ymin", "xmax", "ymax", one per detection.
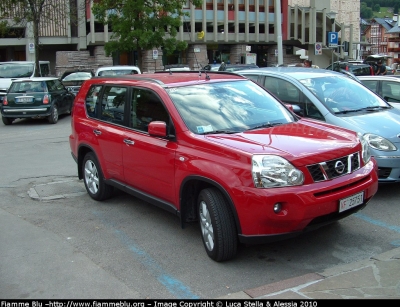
[{"xmin": 218, "ymin": 247, "xmax": 400, "ymax": 299}]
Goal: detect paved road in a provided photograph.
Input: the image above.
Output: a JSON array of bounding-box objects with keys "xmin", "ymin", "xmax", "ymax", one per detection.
[{"xmin": 1, "ymin": 116, "xmax": 400, "ymax": 299}]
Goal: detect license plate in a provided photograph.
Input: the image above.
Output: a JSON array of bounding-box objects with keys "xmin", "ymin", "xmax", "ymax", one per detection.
[
  {"xmin": 339, "ymin": 191, "xmax": 364, "ymax": 213},
  {"xmin": 16, "ymin": 97, "xmax": 33, "ymax": 103}
]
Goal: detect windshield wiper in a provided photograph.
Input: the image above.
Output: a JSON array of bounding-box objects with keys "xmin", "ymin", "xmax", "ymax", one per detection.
[
  {"xmin": 247, "ymin": 122, "xmax": 283, "ymax": 131},
  {"xmin": 334, "ymin": 107, "xmax": 388, "ymax": 114},
  {"xmin": 200, "ymin": 130, "xmax": 239, "ymax": 135}
]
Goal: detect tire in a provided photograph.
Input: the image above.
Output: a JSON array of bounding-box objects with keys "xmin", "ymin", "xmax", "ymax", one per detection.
[
  {"xmin": 82, "ymin": 152, "xmax": 113, "ymax": 201},
  {"xmin": 198, "ymin": 188, "xmax": 238, "ymax": 262},
  {"xmin": 48, "ymin": 104, "xmax": 59, "ymax": 124},
  {"xmin": 2, "ymin": 116, "xmax": 13, "ymax": 125}
]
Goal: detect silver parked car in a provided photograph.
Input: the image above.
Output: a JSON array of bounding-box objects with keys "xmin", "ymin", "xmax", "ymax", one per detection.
[
  {"xmin": 238, "ymin": 67, "xmax": 400, "ymax": 183},
  {"xmin": 358, "ymin": 75, "xmax": 400, "ymax": 110}
]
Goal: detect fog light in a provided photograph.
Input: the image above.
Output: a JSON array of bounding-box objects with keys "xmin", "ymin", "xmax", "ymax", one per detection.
[{"xmin": 273, "ymin": 203, "xmax": 282, "ymax": 213}]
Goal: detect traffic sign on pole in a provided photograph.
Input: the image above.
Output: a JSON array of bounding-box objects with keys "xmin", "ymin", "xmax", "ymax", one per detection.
[
  {"xmin": 315, "ymin": 43, "xmax": 322, "ymax": 55},
  {"xmin": 328, "ymin": 32, "xmax": 338, "ymax": 47}
]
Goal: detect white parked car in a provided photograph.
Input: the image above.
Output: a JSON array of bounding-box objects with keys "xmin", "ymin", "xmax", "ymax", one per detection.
[{"xmin": 95, "ymin": 65, "xmax": 141, "ymax": 76}]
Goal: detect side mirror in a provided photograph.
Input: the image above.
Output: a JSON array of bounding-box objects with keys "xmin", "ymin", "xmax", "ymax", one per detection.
[{"xmin": 148, "ymin": 121, "xmax": 167, "ymax": 137}]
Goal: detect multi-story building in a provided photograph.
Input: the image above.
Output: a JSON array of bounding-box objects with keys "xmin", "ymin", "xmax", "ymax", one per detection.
[{"xmin": 0, "ymin": 0, "xmax": 359, "ymax": 75}]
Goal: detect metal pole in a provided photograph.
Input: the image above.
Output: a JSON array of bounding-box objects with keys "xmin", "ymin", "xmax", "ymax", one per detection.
[{"xmin": 275, "ymin": 0, "xmax": 283, "ymax": 66}]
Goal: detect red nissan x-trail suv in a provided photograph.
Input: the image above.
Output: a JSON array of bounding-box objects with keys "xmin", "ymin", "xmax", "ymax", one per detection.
[{"xmin": 69, "ymin": 71, "xmax": 378, "ymax": 261}]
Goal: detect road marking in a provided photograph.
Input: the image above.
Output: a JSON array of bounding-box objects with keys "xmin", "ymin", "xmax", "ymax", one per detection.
[
  {"xmin": 354, "ymin": 213, "xmax": 400, "ymax": 246},
  {"xmin": 94, "ymin": 211, "xmax": 199, "ymax": 299}
]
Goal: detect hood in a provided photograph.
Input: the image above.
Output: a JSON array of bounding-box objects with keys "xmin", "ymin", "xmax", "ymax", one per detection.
[
  {"xmin": 204, "ymin": 120, "xmax": 358, "ymax": 165},
  {"xmin": 329, "ymin": 109, "xmax": 400, "ymax": 143}
]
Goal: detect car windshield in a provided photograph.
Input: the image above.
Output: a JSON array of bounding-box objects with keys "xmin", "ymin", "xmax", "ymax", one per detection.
[
  {"xmin": 9, "ymin": 81, "xmax": 46, "ymax": 93},
  {"xmin": 62, "ymin": 72, "xmax": 92, "ymax": 81},
  {"xmin": 167, "ymin": 80, "xmax": 295, "ymax": 134},
  {"xmin": 299, "ymin": 75, "xmax": 389, "ymax": 114},
  {"xmin": 0, "ymin": 63, "xmax": 34, "ymax": 78},
  {"xmin": 98, "ymin": 69, "xmax": 136, "ymax": 76}
]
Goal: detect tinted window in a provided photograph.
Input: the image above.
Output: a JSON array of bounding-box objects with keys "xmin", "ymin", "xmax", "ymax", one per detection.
[
  {"xmin": 100, "ymin": 86, "xmax": 127, "ymax": 124},
  {"xmin": 263, "ymin": 77, "xmax": 300, "ymax": 104},
  {"xmin": 361, "ymin": 80, "xmax": 378, "ymax": 92},
  {"xmin": 85, "ymin": 85, "xmax": 102, "ymax": 118},
  {"xmin": 131, "ymin": 89, "xmax": 169, "ymax": 132}
]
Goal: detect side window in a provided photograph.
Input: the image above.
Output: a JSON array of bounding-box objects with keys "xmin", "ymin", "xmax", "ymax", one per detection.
[
  {"xmin": 85, "ymin": 85, "xmax": 102, "ymax": 119},
  {"xmin": 54, "ymin": 79, "xmax": 65, "ymax": 90},
  {"xmin": 263, "ymin": 77, "xmax": 300, "ymax": 103},
  {"xmin": 245, "ymin": 74, "xmax": 259, "ymax": 83},
  {"xmin": 386, "ymin": 82, "xmax": 400, "ymax": 100},
  {"xmin": 362, "ymin": 80, "xmax": 378, "ymax": 93},
  {"xmin": 46, "ymin": 80, "xmax": 57, "ymax": 91},
  {"xmin": 100, "ymin": 86, "xmax": 127, "ymax": 125},
  {"xmin": 131, "ymin": 89, "xmax": 169, "ymax": 132},
  {"xmin": 298, "ymin": 96, "xmax": 324, "ymax": 121}
]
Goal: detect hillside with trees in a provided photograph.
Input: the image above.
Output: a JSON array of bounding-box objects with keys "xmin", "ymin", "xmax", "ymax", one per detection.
[{"xmin": 361, "ymin": 0, "xmax": 399, "ymax": 19}]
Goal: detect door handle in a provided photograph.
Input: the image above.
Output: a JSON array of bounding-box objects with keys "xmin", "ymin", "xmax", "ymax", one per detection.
[
  {"xmin": 93, "ymin": 129, "xmax": 101, "ymax": 136},
  {"xmin": 123, "ymin": 139, "xmax": 135, "ymax": 145}
]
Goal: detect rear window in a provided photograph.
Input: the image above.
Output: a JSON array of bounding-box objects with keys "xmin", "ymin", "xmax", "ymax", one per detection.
[
  {"xmin": 350, "ymin": 66, "xmax": 371, "ymax": 76},
  {"xmin": 9, "ymin": 81, "xmax": 47, "ymax": 93}
]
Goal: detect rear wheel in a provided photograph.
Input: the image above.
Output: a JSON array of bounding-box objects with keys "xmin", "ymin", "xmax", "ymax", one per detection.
[
  {"xmin": 82, "ymin": 152, "xmax": 113, "ymax": 201},
  {"xmin": 198, "ymin": 188, "xmax": 238, "ymax": 262},
  {"xmin": 48, "ymin": 105, "xmax": 59, "ymax": 124},
  {"xmin": 2, "ymin": 116, "xmax": 13, "ymax": 125}
]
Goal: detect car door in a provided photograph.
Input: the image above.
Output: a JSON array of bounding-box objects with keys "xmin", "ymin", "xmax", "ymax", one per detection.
[
  {"xmin": 84, "ymin": 84, "xmax": 127, "ymax": 182},
  {"xmin": 122, "ymin": 87, "xmax": 177, "ymax": 205},
  {"xmin": 47, "ymin": 79, "xmax": 73, "ymax": 114}
]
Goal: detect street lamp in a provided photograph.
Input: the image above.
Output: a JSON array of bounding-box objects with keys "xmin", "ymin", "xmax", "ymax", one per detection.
[{"xmin": 327, "ymin": 11, "xmax": 337, "ymax": 32}]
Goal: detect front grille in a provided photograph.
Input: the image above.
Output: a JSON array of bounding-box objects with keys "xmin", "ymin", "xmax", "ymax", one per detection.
[{"xmin": 307, "ymin": 153, "xmax": 360, "ymax": 182}]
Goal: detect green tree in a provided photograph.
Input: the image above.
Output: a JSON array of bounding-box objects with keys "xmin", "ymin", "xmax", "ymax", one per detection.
[
  {"xmin": 361, "ymin": 3, "xmax": 374, "ymax": 19},
  {"xmin": 0, "ymin": 0, "xmax": 83, "ymax": 76},
  {"xmin": 394, "ymin": 4, "xmax": 399, "ymax": 14},
  {"xmin": 92, "ymin": 0, "xmax": 203, "ymax": 70},
  {"xmin": 373, "ymin": 4, "xmax": 381, "ymax": 12}
]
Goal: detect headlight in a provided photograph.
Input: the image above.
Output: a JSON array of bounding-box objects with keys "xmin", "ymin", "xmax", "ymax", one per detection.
[
  {"xmin": 252, "ymin": 155, "xmax": 304, "ymax": 188},
  {"xmin": 358, "ymin": 133, "xmax": 372, "ymax": 164},
  {"xmin": 364, "ymin": 133, "xmax": 397, "ymax": 151}
]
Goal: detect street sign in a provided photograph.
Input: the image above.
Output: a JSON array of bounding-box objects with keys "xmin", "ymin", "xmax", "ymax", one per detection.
[
  {"xmin": 152, "ymin": 50, "xmax": 158, "ymax": 59},
  {"xmin": 328, "ymin": 32, "xmax": 338, "ymax": 47},
  {"xmin": 315, "ymin": 42, "xmax": 322, "ymax": 55}
]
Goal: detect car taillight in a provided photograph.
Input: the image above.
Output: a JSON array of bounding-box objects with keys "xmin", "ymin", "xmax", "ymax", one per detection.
[
  {"xmin": 3, "ymin": 96, "xmax": 7, "ymax": 105},
  {"xmin": 370, "ymin": 66, "xmax": 374, "ymax": 75},
  {"xmin": 43, "ymin": 94, "xmax": 49, "ymax": 104},
  {"xmin": 345, "ymin": 66, "xmax": 349, "ymax": 71}
]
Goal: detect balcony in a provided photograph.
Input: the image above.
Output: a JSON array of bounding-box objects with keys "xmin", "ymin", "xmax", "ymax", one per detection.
[
  {"xmin": 388, "ymin": 37, "xmax": 400, "ymax": 42},
  {"xmin": 388, "ymin": 47, "xmax": 400, "ymax": 52}
]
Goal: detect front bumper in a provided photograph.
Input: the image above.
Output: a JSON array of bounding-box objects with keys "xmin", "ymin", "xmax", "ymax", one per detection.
[{"xmin": 233, "ymin": 159, "xmax": 378, "ymax": 244}]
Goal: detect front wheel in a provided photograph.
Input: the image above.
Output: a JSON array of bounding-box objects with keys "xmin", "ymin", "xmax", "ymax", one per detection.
[
  {"xmin": 82, "ymin": 152, "xmax": 113, "ymax": 201},
  {"xmin": 48, "ymin": 104, "xmax": 59, "ymax": 124},
  {"xmin": 198, "ymin": 188, "xmax": 238, "ymax": 262}
]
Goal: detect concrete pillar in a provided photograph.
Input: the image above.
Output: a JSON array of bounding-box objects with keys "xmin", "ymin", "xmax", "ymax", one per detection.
[
  {"xmin": 142, "ymin": 49, "xmax": 163, "ymax": 73},
  {"xmin": 187, "ymin": 44, "xmax": 208, "ymax": 70}
]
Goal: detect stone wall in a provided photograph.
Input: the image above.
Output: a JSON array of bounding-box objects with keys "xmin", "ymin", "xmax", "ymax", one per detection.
[
  {"xmin": 55, "ymin": 46, "xmax": 112, "ymax": 76},
  {"xmin": 141, "ymin": 49, "xmax": 164, "ymax": 73},
  {"xmin": 187, "ymin": 44, "xmax": 208, "ymax": 70}
]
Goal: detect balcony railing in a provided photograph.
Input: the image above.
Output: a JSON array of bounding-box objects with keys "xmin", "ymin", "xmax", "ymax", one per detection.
[
  {"xmin": 388, "ymin": 47, "xmax": 400, "ymax": 52},
  {"xmin": 204, "ymin": 3, "xmax": 274, "ymax": 12},
  {"xmin": 388, "ymin": 37, "xmax": 400, "ymax": 42}
]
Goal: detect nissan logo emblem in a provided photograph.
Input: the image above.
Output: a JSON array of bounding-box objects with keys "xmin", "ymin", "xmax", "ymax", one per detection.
[{"xmin": 334, "ymin": 161, "xmax": 345, "ymax": 174}]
